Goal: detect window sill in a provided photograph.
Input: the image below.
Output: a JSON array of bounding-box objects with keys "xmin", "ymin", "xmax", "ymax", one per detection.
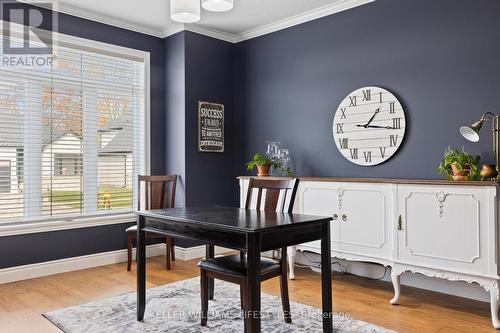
[{"xmin": 0, "ymin": 213, "xmax": 137, "ymax": 237}]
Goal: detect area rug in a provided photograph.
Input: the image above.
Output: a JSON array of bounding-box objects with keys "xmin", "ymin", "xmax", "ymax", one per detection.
[{"xmin": 44, "ymin": 278, "xmax": 396, "ymax": 333}]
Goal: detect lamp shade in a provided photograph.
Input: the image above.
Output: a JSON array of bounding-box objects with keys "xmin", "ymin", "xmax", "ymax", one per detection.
[
  {"xmin": 460, "ymin": 126, "xmax": 480, "ymax": 142},
  {"xmin": 171, "ymin": 0, "xmax": 200, "ymax": 23},
  {"xmin": 202, "ymin": 0, "xmax": 233, "ymax": 12}
]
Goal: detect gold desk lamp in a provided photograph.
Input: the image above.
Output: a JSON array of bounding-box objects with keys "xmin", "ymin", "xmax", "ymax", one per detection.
[{"xmin": 460, "ymin": 112, "xmax": 500, "ymax": 180}]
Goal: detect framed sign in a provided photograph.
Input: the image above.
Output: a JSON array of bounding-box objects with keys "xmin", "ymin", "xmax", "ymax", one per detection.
[{"xmin": 198, "ymin": 101, "xmax": 224, "ymax": 153}]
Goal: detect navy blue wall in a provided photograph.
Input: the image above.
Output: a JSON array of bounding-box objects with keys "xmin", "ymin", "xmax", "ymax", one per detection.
[
  {"xmin": 165, "ymin": 31, "xmax": 187, "ymax": 208},
  {"xmin": 163, "ymin": 31, "xmax": 236, "ymax": 248},
  {"xmin": 0, "ymin": 2, "xmax": 166, "ymax": 269},
  {"xmin": 233, "ymin": 0, "xmax": 500, "ymax": 178},
  {"xmin": 184, "ymin": 32, "xmax": 237, "ymax": 207}
]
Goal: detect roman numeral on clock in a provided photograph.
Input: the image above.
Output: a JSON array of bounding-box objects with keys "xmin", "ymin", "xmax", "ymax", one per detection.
[
  {"xmin": 379, "ymin": 92, "xmax": 383, "ymax": 103},
  {"xmin": 389, "ymin": 101, "xmax": 395, "ymax": 114},
  {"xmin": 339, "ymin": 138, "xmax": 348, "ymax": 149},
  {"xmin": 349, "ymin": 148, "xmax": 358, "ymax": 159},
  {"xmin": 362, "ymin": 89, "xmax": 371, "ymax": 101},
  {"xmin": 379, "ymin": 147, "xmax": 386, "ymax": 158},
  {"xmin": 364, "ymin": 151, "xmax": 372, "ymax": 163},
  {"xmin": 390, "ymin": 135, "xmax": 398, "ymax": 147},
  {"xmin": 349, "ymin": 96, "xmax": 357, "ymax": 107},
  {"xmin": 392, "ymin": 118, "xmax": 401, "ymax": 129},
  {"xmin": 336, "ymin": 123, "xmax": 344, "ymax": 133},
  {"xmin": 340, "ymin": 108, "xmax": 347, "ymax": 119}
]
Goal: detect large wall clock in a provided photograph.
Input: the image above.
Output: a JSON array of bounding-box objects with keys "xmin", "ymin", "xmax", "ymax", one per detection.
[{"xmin": 332, "ymin": 86, "xmax": 406, "ymax": 166}]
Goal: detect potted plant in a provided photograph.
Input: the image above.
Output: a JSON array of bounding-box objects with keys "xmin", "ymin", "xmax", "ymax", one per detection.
[
  {"xmin": 246, "ymin": 153, "xmax": 294, "ymax": 177},
  {"xmin": 437, "ymin": 147, "xmax": 480, "ymax": 181}
]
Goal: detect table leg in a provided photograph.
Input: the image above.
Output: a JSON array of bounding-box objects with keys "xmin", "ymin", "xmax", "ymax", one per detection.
[
  {"xmin": 321, "ymin": 222, "xmax": 333, "ymax": 333},
  {"xmin": 245, "ymin": 232, "xmax": 261, "ymax": 333},
  {"xmin": 206, "ymin": 244, "xmax": 215, "ymax": 300},
  {"xmin": 137, "ymin": 215, "xmax": 146, "ymax": 321}
]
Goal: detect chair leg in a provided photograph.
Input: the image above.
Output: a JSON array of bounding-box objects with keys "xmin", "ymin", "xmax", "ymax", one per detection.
[
  {"xmin": 280, "ymin": 272, "xmax": 292, "ymax": 323},
  {"xmin": 280, "ymin": 247, "xmax": 292, "ymax": 324},
  {"xmin": 165, "ymin": 236, "xmax": 172, "ymax": 270},
  {"xmin": 241, "ymin": 281, "xmax": 247, "ymax": 311},
  {"xmin": 171, "ymin": 237, "xmax": 175, "ymax": 261},
  {"xmin": 127, "ymin": 234, "xmax": 133, "ymax": 271},
  {"xmin": 200, "ymin": 269, "xmax": 209, "ymax": 326}
]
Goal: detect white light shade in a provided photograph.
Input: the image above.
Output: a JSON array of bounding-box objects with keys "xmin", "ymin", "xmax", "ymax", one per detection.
[
  {"xmin": 460, "ymin": 126, "xmax": 480, "ymax": 142},
  {"xmin": 171, "ymin": 0, "xmax": 200, "ymax": 23},
  {"xmin": 202, "ymin": 0, "xmax": 233, "ymax": 12}
]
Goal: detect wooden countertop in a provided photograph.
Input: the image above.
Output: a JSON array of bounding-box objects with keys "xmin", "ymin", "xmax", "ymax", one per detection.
[{"xmin": 237, "ymin": 176, "xmax": 500, "ymax": 187}]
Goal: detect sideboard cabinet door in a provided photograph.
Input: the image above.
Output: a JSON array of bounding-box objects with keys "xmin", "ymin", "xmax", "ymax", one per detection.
[
  {"xmin": 296, "ymin": 181, "xmax": 394, "ymax": 260},
  {"xmin": 296, "ymin": 181, "xmax": 339, "ymax": 253},
  {"xmin": 334, "ymin": 183, "xmax": 394, "ymax": 260},
  {"xmin": 397, "ymin": 185, "xmax": 492, "ymax": 275}
]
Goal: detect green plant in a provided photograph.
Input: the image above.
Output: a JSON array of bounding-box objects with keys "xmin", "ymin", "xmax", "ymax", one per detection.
[
  {"xmin": 437, "ymin": 147, "xmax": 480, "ymax": 180},
  {"xmin": 246, "ymin": 153, "xmax": 294, "ymax": 177}
]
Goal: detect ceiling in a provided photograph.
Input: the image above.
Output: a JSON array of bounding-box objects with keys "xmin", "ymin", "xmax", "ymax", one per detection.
[{"xmin": 46, "ymin": 0, "xmax": 374, "ymax": 42}]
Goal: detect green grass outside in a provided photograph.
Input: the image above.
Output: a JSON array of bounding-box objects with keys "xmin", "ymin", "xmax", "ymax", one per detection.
[{"xmin": 44, "ymin": 187, "xmax": 132, "ymax": 209}]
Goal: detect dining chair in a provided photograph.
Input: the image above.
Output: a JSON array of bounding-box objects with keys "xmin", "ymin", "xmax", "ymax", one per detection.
[
  {"xmin": 126, "ymin": 175, "xmax": 177, "ymax": 271},
  {"xmin": 198, "ymin": 177, "xmax": 299, "ymax": 326}
]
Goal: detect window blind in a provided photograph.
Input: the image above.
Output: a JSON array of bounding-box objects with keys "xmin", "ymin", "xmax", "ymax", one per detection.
[{"xmin": 0, "ymin": 35, "xmax": 145, "ymax": 223}]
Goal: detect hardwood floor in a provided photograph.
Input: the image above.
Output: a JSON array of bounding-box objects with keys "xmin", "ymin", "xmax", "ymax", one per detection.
[{"xmin": 0, "ymin": 255, "xmax": 495, "ymax": 333}]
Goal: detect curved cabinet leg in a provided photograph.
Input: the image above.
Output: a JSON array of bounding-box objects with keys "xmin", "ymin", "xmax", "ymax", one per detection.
[
  {"xmin": 390, "ymin": 268, "xmax": 401, "ymax": 305},
  {"xmin": 287, "ymin": 246, "xmax": 296, "ymax": 280},
  {"xmin": 490, "ymin": 281, "xmax": 500, "ymax": 329}
]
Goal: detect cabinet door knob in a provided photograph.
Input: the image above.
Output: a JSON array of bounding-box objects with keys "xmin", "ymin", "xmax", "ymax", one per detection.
[
  {"xmin": 342, "ymin": 214, "xmax": 348, "ymax": 221},
  {"xmin": 397, "ymin": 215, "xmax": 403, "ymax": 230},
  {"xmin": 332, "ymin": 214, "xmax": 338, "ymax": 220}
]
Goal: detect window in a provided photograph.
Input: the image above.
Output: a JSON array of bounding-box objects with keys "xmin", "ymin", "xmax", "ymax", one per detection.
[
  {"xmin": 0, "ymin": 31, "xmax": 147, "ymax": 223},
  {"xmin": 54, "ymin": 154, "xmax": 82, "ymax": 176},
  {"xmin": 0, "ymin": 160, "xmax": 11, "ymax": 193}
]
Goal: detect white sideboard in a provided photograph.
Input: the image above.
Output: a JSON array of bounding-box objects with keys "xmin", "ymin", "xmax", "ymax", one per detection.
[{"xmin": 239, "ymin": 176, "xmax": 500, "ymax": 329}]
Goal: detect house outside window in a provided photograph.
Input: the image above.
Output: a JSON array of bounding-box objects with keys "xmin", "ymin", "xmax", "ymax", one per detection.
[{"xmin": 0, "ymin": 160, "xmax": 11, "ymax": 193}]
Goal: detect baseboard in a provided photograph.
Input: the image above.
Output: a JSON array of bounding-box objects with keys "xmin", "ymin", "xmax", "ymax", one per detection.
[
  {"xmin": 174, "ymin": 245, "xmax": 233, "ymax": 261},
  {"xmin": 0, "ymin": 244, "xmax": 233, "ymax": 285}
]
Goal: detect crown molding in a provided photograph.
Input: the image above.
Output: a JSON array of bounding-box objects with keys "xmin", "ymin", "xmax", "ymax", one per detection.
[
  {"xmin": 19, "ymin": 0, "xmax": 375, "ymax": 43},
  {"xmin": 230, "ymin": 0, "xmax": 375, "ymax": 43},
  {"xmin": 183, "ymin": 24, "xmax": 237, "ymax": 43}
]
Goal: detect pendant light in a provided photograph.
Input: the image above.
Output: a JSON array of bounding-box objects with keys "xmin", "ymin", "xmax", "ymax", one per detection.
[
  {"xmin": 171, "ymin": 0, "xmax": 201, "ymax": 23},
  {"xmin": 202, "ymin": 0, "xmax": 233, "ymax": 12}
]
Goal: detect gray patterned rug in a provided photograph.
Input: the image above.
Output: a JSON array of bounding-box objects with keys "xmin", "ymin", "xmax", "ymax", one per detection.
[{"xmin": 44, "ymin": 277, "xmax": 396, "ymax": 333}]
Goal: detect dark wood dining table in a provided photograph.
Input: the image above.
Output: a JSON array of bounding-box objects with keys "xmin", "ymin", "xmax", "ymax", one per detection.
[{"xmin": 135, "ymin": 206, "xmax": 333, "ymax": 333}]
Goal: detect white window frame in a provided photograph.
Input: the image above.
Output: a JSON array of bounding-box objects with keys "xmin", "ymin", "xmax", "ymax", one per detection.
[{"xmin": 0, "ymin": 21, "xmax": 151, "ymax": 237}]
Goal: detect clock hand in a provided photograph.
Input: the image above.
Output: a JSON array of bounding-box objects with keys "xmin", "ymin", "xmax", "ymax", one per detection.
[
  {"xmin": 358, "ymin": 108, "xmax": 380, "ymax": 128},
  {"xmin": 365, "ymin": 107, "xmax": 380, "ymax": 126},
  {"xmin": 365, "ymin": 125, "xmax": 393, "ymax": 129}
]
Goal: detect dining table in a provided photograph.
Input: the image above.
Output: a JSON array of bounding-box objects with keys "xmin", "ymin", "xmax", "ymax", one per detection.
[{"xmin": 135, "ymin": 206, "xmax": 333, "ymax": 333}]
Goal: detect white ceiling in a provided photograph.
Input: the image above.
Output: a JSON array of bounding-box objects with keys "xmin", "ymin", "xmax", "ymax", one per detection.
[{"xmin": 48, "ymin": 0, "xmax": 374, "ymax": 42}]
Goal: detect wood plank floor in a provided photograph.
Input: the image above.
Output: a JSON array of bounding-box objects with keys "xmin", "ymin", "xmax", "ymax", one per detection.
[{"xmin": 0, "ymin": 256, "xmax": 495, "ymax": 333}]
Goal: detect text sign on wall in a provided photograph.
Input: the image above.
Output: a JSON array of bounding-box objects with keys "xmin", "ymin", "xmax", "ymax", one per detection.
[{"xmin": 198, "ymin": 101, "xmax": 224, "ymax": 153}]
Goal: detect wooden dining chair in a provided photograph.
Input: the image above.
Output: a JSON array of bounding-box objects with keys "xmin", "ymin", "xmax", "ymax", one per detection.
[
  {"xmin": 198, "ymin": 177, "xmax": 299, "ymax": 326},
  {"xmin": 126, "ymin": 175, "xmax": 177, "ymax": 271}
]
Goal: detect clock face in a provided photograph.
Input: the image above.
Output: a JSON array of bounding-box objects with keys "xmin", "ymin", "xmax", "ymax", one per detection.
[{"xmin": 333, "ymin": 86, "xmax": 406, "ymax": 166}]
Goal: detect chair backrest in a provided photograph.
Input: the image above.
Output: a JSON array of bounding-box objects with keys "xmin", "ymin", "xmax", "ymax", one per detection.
[
  {"xmin": 244, "ymin": 178, "xmax": 299, "ymax": 213},
  {"xmin": 138, "ymin": 175, "xmax": 177, "ymax": 210}
]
